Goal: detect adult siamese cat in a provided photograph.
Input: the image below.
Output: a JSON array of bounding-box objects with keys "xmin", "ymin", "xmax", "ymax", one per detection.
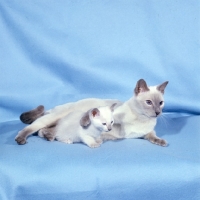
[
  {"xmin": 38, "ymin": 104, "xmax": 116, "ymax": 148},
  {"xmin": 16, "ymin": 79, "xmax": 168, "ymax": 146}
]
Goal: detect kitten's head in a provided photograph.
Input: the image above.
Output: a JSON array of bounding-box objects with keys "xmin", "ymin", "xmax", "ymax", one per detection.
[
  {"xmin": 80, "ymin": 103, "xmax": 116, "ymax": 132},
  {"xmin": 134, "ymin": 79, "xmax": 168, "ymax": 118}
]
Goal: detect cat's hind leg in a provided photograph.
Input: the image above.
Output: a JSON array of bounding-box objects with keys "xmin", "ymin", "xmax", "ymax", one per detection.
[
  {"xmin": 144, "ymin": 131, "xmax": 168, "ymax": 147},
  {"xmin": 16, "ymin": 113, "xmax": 59, "ymax": 145},
  {"xmin": 20, "ymin": 105, "xmax": 45, "ymax": 124},
  {"xmin": 38, "ymin": 127, "xmax": 56, "ymax": 141}
]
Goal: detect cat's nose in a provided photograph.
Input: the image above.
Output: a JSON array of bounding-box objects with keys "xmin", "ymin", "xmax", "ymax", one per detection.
[
  {"xmin": 155, "ymin": 111, "xmax": 160, "ymax": 116},
  {"xmin": 108, "ymin": 128, "xmax": 112, "ymax": 131}
]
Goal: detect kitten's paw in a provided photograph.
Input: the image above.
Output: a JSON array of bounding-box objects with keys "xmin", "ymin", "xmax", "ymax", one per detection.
[
  {"xmin": 96, "ymin": 138, "xmax": 103, "ymax": 144},
  {"xmin": 63, "ymin": 139, "xmax": 73, "ymax": 144},
  {"xmin": 15, "ymin": 136, "xmax": 27, "ymax": 145},
  {"xmin": 88, "ymin": 142, "xmax": 101, "ymax": 148},
  {"xmin": 150, "ymin": 138, "xmax": 168, "ymax": 147}
]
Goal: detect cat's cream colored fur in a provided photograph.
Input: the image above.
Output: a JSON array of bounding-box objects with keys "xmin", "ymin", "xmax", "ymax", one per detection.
[{"xmin": 16, "ymin": 79, "xmax": 168, "ymax": 146}]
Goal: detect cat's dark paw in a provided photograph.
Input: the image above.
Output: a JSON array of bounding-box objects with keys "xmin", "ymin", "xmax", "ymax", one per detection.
[
  {"xmin": 159, "ymin": 139, "xmax": 168, "ymax": 147},
  {"xmin": 150, "ymin": 138, "xmax": 168, "ymax": 147},
  {"xmin": 15, "ymin": 136, "xmax": 27, "ymax": 145}
]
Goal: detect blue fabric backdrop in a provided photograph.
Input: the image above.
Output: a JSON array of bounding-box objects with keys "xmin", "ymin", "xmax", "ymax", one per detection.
[
  {"xmin": 0, "ymin": 0, "xmax": 200, "ymax": 200},
  {"xmin": 1, "ymin": 0, "xmax": 200, "ymax": 122}
]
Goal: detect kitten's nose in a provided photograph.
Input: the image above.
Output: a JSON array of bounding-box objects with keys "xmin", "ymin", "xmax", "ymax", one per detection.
[
  {"xmin": 108, "ymin": 128, "xmax": 112, "ymax": 131},
  {"xmin": 155, "ymin": 111, "xmax": 160, "ymax": 116}
]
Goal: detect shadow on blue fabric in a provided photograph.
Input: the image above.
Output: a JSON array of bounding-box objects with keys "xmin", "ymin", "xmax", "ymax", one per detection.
[{"xmin": 156, "ymin": 115, "xmax": 189, "ymax": 137}]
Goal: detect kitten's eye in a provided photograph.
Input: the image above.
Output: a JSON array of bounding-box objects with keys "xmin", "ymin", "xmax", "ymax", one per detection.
[
  {"xmin": 146, "ymin": 100, "xmax": 152, "ymax": 105},
  {"xmin": 102, "ymin": 123, "xmax": 106, "ymax": 126},
  {"xmin": 111, "ymin": 121, "xmax": 113, "ymax": 124},
  {"xmin": 160, "ymin": 101, "xmax": 164, "ymax": 106}
]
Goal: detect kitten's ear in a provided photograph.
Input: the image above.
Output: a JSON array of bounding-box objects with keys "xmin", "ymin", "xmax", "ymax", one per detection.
[
  {"xmin": 80, "ymin": 111, "xmax": 91, "ymax": 127},
  {"xmin": 91, "ymin": 108, "xmax": 100, "ymax": 117},
  {"xmin": 110, "ymin": 103, "xmax": 117, "ymax": 112},
  {"xmin": 157, "ymin": 81, "xmax": 169, "ymax": 94},
  {"xmin": 134, "ymin": 79, "xmax": 150, "ymax": 95}
]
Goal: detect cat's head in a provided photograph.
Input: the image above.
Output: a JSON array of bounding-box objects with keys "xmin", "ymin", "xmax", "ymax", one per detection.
[
  {"xmin": 133, "ymin": 79, "xmax": 168, "ymax": 118},
  {"xmin": 80, "ymin": 103, "xmax": 116, "ymax": 132}
]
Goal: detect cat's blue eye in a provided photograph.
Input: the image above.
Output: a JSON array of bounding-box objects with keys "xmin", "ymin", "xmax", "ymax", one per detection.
[
  {"xmin": 146, "ymin": 100, "xmax": 152, "ymax": 105},
  {"xmin": 111, "ymin": 121, "xmax": 113, "ymax": 124},
  {"xmin": 160, "ymin": 101, "xmax": 164, "ymax": 106},
  {"xmin": 102, "ymin": 123, "xmax": 106, "ymax": 125}
]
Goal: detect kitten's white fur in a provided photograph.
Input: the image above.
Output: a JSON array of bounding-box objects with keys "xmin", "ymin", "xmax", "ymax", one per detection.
[
  {"xmin": 15, "ymin": 79, "xmax": 168, "ymax": 146},
  {"xmin": 38, "ymin": 105, "xmax": 115, "ymax": 148}
]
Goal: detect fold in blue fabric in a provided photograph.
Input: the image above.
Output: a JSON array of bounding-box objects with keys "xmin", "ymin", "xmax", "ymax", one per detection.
[{"xmin": 0, "ymin": 0, "xmax": 200, "ymax": 199}]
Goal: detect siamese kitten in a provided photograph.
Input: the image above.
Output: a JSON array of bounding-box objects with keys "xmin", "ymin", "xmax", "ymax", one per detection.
[
  {"xmin": 38, "ymin": 104, "xmax": 116, "ymax": 148},
  {"xmin": 16, "ymin": 79, "xmax": 168, "ymax": 146}
]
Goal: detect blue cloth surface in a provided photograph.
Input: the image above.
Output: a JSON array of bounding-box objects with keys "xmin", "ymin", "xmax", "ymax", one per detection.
[
  {"xmin": 0, "ymin": 115, "xmax": 200, "ymax": 200},
  {"xmin": 0, "ymin": 0, "xmax": 200, "ymax": 199}
]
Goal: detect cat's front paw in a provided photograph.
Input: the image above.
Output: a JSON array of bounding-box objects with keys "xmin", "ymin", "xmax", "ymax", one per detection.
[
  {"xmin": 150, "ymin": 138, "xmax": 168, "ymax": 147},
  {"xmin": 145, "ymin": 132, "xmax": 168, "ymax": 147},
  {"xmin": 15, "ymin": 136, "xmax": 27, "ymax": 145}
]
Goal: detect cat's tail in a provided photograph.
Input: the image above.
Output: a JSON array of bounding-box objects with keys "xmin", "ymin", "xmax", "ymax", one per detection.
[{"xmin": 20, "ymin": 105, "xmax": 45, "ymax": 124}]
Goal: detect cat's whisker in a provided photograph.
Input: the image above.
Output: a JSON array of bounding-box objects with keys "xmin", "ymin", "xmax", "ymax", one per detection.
[{"xmin": 158, "ymin": 113, "xmax": 171, "ymax": 128}]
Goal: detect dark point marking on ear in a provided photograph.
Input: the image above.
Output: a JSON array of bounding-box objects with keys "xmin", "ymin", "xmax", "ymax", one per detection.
[
  {"xmin": 91, "ymin": 108, "xmax": 100, "ymax": 117},
  {"xmin": 110, "ymin": 103, "xmax": 117, "ymax": 112},
  {"xmin": 157, "ymin": 81, "xmax": 169, "ymax": 94},
  {"xmin": 134, "ymin": 79, "xmax": 150, "ymax": 95},
  {"xmin": 80, "ymin": 111, "xmax": 91, "ymax": 127}
]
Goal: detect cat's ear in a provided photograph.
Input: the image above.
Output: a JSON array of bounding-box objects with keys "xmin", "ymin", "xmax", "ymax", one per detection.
[
  {"xmin": 110, "ymin": 103, "xmax": 117, "ymax": 112},
  {"xmin": 91, "ymin": 108, "xmax": 100, "ymax": 117},
  {"xmin": 157, "ymin": 81, "xmax": 169, "ymax": 94},
  {"xmin": 134, "ymin": 79, "xmax": 150, "ymax": 95},
  {"xmin": 80, "ymin": 111, "xmax": 91, "ymax": 127}
]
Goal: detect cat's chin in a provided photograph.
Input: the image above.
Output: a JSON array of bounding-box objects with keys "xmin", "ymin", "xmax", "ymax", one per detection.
[
  {"xmin": 143, "ymin": 114, "xmax": 158, "ymax": 118},
  {"xmin": 98, "ymin": 128, "xmax": 109, "ymax": 132},
  {"xmin": 150, "ymin": 116, "xmax": 157, "ymax": 119},
  {"xmin": 104, "ymin": 130, "xmax": 111, "ymax": 132},
  {"xmin": 151, "ymin": 115, "xmax": 160, "ymax": 118}
]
